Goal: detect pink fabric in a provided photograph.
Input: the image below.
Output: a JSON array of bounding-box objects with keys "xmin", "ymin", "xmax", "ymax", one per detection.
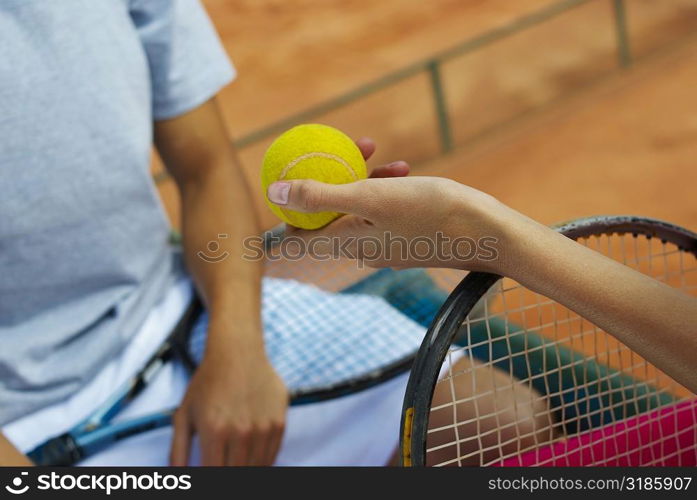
[{"xmin": 495, "ymin": 399, "xmax": 697, "ymax": 466}]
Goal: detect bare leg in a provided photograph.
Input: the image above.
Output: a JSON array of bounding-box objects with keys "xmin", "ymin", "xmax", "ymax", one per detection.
[
  {"xmin": 387, "ymin": 356, "xmax": 555, "ymax": 466},
  {"xmin": 425, "ymin": 356, "xmax": 556, "ymax": 466}
]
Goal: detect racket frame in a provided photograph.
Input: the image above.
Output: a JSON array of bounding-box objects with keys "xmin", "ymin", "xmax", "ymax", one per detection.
[{"xmin": 400, "ymin": 215, "xmax": 697, "ymax": 466}]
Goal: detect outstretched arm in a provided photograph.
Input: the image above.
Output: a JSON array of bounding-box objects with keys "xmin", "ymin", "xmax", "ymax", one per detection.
[{"xmin": 269, "ymin": 176, "xmax": 697, "ymax": 392}]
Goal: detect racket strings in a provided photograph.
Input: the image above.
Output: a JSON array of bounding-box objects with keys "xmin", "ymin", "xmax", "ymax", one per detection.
[{"xmin": 427, "ymin": 232, "xmax": 697, "ymax": 466}]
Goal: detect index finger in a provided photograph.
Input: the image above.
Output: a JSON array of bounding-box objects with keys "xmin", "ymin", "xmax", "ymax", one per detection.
[
  {"xmin": 355, "ymin": 137, "xmax": 375, "ymax": 160},
  {"xmin": 169, "ymin": 411, "xmax": 192, "ymax": 466}
]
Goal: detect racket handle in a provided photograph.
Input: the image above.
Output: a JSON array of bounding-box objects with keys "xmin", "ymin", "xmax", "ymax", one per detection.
[
  {"xmin": 76, "ymin": 411, "xmax": 174, "ymax": 460},
  {"xmin": 27, "ymin": 411, "xmax": 175, "ymax": 466},
  {"xmin": 27, "ymin": 433, "xmax": 82, "ymax": 466}
]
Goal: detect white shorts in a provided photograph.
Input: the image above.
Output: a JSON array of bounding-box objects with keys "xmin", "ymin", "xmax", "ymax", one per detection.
[{"xmin": 4, "ymin": 278, "xmax": 429, "ymax": 466}]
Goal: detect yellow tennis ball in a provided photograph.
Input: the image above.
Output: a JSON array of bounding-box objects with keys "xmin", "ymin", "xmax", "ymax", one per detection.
[{"xmin": 261, "ymin": 124, "xmax": 367, "ymax": 230}]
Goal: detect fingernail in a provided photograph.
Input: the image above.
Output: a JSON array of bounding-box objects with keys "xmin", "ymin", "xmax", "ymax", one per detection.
[
  {"xmin": 268, "ymin": 182, "xmax": 291, "ymax": 205},
  {"xmin": 388, "ymin": 161, "xmax": 405, "ymax": 167}
]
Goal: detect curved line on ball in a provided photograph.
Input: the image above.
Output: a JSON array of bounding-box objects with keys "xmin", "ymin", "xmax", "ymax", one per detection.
[{"xmin": 279, "ymin": 152, "xmax": 358, "ymax": 182}]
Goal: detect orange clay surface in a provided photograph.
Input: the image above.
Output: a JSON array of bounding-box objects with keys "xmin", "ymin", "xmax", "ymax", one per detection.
[{"xmin": 156, "ymin": 0, "xmax": 697, "ymax": 233}]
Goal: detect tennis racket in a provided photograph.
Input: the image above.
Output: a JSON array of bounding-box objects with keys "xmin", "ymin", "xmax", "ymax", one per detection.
[
  {"xmin": 401, "ymin": 215, "xmax": 697, "ymax": 466},
  {"xmin": 28, "ymin": 226, "xmax": 465, "ymax": 466}
]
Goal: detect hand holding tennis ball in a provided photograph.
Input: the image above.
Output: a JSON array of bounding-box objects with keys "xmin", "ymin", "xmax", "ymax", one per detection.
[
  {"xmin": 267, "ymin": 171, "xmax": 521, "ymax": 273},
  {"xmin": 262, "ymin": 124, "xmax": 369, "ymax": 230}
]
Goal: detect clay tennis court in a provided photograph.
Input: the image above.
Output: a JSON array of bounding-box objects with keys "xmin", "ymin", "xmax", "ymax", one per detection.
[{"xmin": 155, "ymin": 0, "xmax": 697, "ymax": 234}]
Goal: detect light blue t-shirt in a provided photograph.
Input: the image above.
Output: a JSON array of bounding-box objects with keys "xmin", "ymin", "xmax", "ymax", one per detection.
[{"xmin": 0, "ymin": 0, "xmax": 234, "ymax": 424}]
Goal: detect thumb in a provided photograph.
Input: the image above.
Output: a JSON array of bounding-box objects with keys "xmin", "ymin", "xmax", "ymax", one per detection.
[{"xmin": 267, "ymin": 179, "xmax": 375, "ymax": 218}]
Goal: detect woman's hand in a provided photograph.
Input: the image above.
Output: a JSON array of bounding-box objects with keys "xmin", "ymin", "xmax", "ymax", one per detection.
[{"xmin": 267, "ymin": 175, "xmax": 527, "ymax": 274}]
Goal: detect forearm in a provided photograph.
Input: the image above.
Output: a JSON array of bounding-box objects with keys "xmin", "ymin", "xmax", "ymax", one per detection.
[
  {"xmin": 0, "ymin": 433, "xmax": 32, "ymax": 466},
  {"xmin": 180, "ymin": 161, "xmax": 265, "ymax": 353},
  {"xmin": 155, "ymin": 98, "xmax": 265, "ymax": 355},
  {"xmin": 502, "ymin": 214, "xmax": 697, "ymax": 392}
]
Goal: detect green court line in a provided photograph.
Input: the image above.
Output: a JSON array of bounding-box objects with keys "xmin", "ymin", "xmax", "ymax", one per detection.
[{"xmin": 612, "ymin": 0, "xmax": 633, "ymax": 67}]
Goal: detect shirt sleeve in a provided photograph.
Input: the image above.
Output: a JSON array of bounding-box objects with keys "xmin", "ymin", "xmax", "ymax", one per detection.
[{"xmin": 128, "ymin": 0, "xmax": 236, "ymax": 120}]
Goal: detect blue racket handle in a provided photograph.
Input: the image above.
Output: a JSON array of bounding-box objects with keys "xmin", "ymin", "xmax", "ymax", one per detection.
[
  {"xmin": 27, "ymin": 432, "xmax": 82, "ymax": 466},
  {"xmin": 76, "ymin": 410, "xmax": 174, "ymax": 462},
  {"xmin": 27, "ymin": 410, "xmax": 174, "ymax": 466}
]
